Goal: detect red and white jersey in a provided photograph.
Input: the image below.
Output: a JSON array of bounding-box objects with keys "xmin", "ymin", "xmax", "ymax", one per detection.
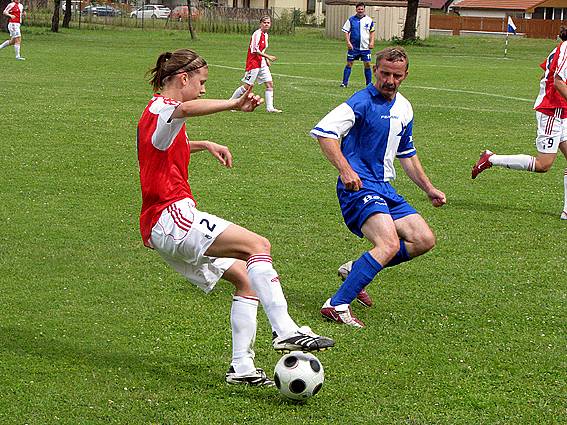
[
  {"xmin": 3, "ymin": 2, "xmax": 23, "ymax": 24},
  {"xmin": 534, "ymin": 40, "xmax": 567, "ymax": 117},
  {"xmin": 137, "ymin": 95, "xmax": 195, "ymax": 247},
  {"xmin": 245, "ymin": 29, "xmax": 267, "ymax": 71}
]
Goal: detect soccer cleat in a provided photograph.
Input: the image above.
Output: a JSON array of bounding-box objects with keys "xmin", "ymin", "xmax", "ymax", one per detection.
[
  {"xmin": 225, "ymin": 366, "xmax": 275, "ymax": 387},
  {"xmin": 338, "ymin": 260, "xmax": 374, "ymax": 307},
  {"xmin": 339, "ymin": 83, "xmax": 348, "ymax": 88},
  {"xmin": 272, "ymin": 326, "xmax": 335, "ymax": 353},
  {"xmin": 471, "ymin": 150, "xmax": 494, "ymax": 179},
  {"xmin": 321, "ymin": 298, "xmax": 365, "ymax": 328},
  {"xmin": 16, "ymin": 57, "xmax": 25, "ymax": 61},
  {"xmin": 561, "ymin": 211, "xmax": 567, "ymax": 220},
  {"xmin": 266, "ymin": 108, "xmax": 282, "ymax": 113}
]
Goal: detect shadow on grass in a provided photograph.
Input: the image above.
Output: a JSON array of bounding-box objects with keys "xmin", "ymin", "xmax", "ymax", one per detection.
[
  {"xmin": 448, "ymin": 197, "xmax": 557, "ymax": 219},
  {"xmin": 0, "ymin": 325, "xmax": 206, "ymax": 386}
]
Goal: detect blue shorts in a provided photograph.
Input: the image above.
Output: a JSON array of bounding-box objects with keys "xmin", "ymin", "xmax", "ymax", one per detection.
[
  {"xmin": 347, "ymin": 49, "xmax": 372, "ymax": 62},
  {"xmin": 337, "ymin": 180, "xmax": 417, "ymax": 238}
]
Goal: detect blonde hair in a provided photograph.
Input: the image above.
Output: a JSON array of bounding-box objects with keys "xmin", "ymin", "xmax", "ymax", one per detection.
[
  {"xmin": 148, "ymin": 49, "xmax": 207, "ymax": 92},
  {"xmin": 375, "ymin": 47, "xmax": 409, "ymax": 70}
]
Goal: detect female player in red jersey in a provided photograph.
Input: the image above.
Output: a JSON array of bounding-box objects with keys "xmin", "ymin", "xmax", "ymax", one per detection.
[
  {"xmin": 137, "ymin": 49, "xmax": 334, "ymax": 386},
  {"xmin": 1, "ymin": 0, "xmax": 25, "ymax": 60}
]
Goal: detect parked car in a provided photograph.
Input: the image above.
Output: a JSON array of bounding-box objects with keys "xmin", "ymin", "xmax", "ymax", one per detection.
[
  {"xmin": 170, "ymin": 5, "xmax": 200, "ymax": 21},
  {"xmin": 81, "ymin": 5, "xmax": 122, "ymax": 16},
  {"xmin": 130, "ymin": 4, "xmax": 170, "ymax": 19}
]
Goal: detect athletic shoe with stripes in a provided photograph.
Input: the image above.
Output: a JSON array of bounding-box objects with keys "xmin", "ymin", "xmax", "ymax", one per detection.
[
  {"xmin": 338, "ymin": 260, "xmax": 374, "ymax": 307},
  {"xmin": 272, "ymin": 326, "xmax": 335, "ymax": 353},
  {"xmin": 561, "ymin": 211, "xmax": 567, "ymax": 220},
  {"xmin": 472, "ymin": 150, "xmax": 494, "ymax": 179},
  {"xmin": 320, "ymin": 298, "xmax": 365, "ymax": 328},
  {"xmin": 225, "ymin": 366, "xmax": 275, "ymax": 387}
]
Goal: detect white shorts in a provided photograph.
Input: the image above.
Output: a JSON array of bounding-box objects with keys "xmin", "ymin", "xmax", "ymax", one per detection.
[
  {"xmin": 242, "ymin": 66, "xmax": 272, "ymax": 85},
  {"xmin": 535, "ymin": 110, "xmax": 567, "ymax": 154},
  {"xmin": 150, "ymin": 199, "xmax": 236, "ymax": 293},
  {"xmin": 8, "ymin": 23, "xmax": 21, "ymax": 38}
]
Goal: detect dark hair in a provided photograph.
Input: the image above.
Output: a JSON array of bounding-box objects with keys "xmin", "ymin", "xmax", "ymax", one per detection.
[
  {"xmin": 148, "ymin": 49, "xmax": 207, "ymax": 92},
  {"xmin": 260, "ymin": 15, "xmax": 271, "ymax": 23},
  {"xmin": 560, "ymin": 26, "xmax": 567, "ymax": 41},
  {"xmin": 356, "ymin": 2, "xmax": 365, "ymax": 7},
  {"xmin": 376, "ymin": 46, "xmax": 409, "ymax": 70}
]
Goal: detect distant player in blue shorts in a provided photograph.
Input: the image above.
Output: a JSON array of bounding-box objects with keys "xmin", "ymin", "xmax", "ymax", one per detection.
[
  {"xmin": 341, "ymin": 2, "xmax": 375, "ymax": 88},
  {"xmin": 311, "ymin": 47, "xmax": 446, "ymax": 328}
]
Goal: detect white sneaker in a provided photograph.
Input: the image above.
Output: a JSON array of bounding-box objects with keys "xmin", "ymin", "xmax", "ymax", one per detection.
[
  {"xmin": 320, "ymin": 298, "xmax": 365, "ymax": 328},
  {"xmin": 266, "ymin": 108, "xmax": 282, "ymax": 113},
  {"xmin": 16, "ymin": 57, "xmax": 26, "ymax": 61},
  {"xmin": 561, "ymin": 211, "xmax": 567, "ymax": 220}
]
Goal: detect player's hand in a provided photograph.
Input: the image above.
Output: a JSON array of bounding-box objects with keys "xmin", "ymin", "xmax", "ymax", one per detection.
[
  {"xmin": 428, "ymin": 188, "xmax": 446, "ymax": 207},
  {"xmin": 347, "ymin": 43, "xmax": 353, "ymax": 51},
  {"xmin": 207, "ymin": 142, "xmax": 233, "ymax": 168},
  {"xmin": 235, "ymin": 86, "xmax": 263, "ymax": 112},
  {"xmin": 266, "ymin": 54, "xmax": 277, "ymax": 62},
  {"xmin": 340, "ymin": 167, "xmax": 363, "ymax": 191}
]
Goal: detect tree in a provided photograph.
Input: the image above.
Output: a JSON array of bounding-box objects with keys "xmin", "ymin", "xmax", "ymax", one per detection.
[
  {"xmin": 403, "ymin": 0, "xmax": 419, "ymax": 40},
  {"xmin": 51, "ymin": 0, "xmax": 61, "ymax": 32},
  {"xmin": 62, "ymin": 0, "xmax": 72, "ymax": 28},
  {"xmin": 0, "ymin": 0, "xmax": 9, "ymax": 32},
  {"xmin": 186, "ymin": 0, "xmax": 195, "ymax": 40}
]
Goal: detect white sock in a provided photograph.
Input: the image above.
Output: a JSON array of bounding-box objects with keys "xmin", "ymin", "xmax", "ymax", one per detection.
[
  {"xmin": 230, "ymin": 86, "xmax": 246, "ymax": 100},
  {"xmin": 0, "ymin": 40, "xmax": 9, "ymax": 50},
  {"xmin": 14, "ymin": 44, "xmax": 20, "ymax": 58},
  {"xmin": 230, "ymin": 295, "xmax": 258, "ymax": 374},
  {"xmin": 490, "ymin": 154, "xmax": 536, "ymax": 171},
  {"xmin": 563, "ymin": 168, "xmax": 567, "ymax": 212},
  {"xmin": 265, "ymin": 89, "xmax": 274, "ymax": 110},
  {"xmin": 246, "ymin": 254, "xmax": 298, "ymax": 337}
]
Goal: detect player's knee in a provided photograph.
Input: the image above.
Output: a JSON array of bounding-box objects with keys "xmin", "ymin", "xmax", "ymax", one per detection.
[
  {"xmin": 379, "ymin": 238, "xmax": 400, "ymax": 261},
  {"xmin": 416, "ymin": 231, "xmax": 436, "ymax": 255},
  {"xmin": 251, "ymin": 234, "xmax": 271, "ymax": 255},
  {"xmin": 535, "ymin": 161, "xmax": 553, "ymax": 173}
]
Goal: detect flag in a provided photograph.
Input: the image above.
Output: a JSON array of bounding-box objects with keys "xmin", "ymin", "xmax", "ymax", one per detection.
[{"xmin": 507, "ymin": 17, "xmax": 517, "ymax": 34}]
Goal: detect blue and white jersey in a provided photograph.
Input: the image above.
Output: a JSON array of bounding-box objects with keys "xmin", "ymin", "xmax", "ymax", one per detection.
[
  {"xmin": 342, "ymin": 15, "xmax": 375, "ymax": 50},
  {"xmin": 310, "ymin": 84, "xmax": 416, "ymax": 183}
]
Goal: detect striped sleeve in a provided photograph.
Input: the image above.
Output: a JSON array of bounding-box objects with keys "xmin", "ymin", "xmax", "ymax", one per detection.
[
  {"xmin": 342, "ymin": 18, "xmax": 351, "ymax": 33},
  {"xmin": 310, "ymin": 103, "xmax": 355, "ymax": 140},
  {"xmin": 249, "ymin": 30, "xmax": 261, "ymax": 53},
  {"xmin": 555, "ymin": 41, "xmax": 567, "ymax": 81},
  {"xmin": 149, "ymin": 98, "xmax": 186, "ymax": 151}
]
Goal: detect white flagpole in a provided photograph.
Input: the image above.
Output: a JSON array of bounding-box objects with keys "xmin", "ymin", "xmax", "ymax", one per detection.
[{"xmin": 505, "ymin": 31, "xmax": 509, "ymax": 57}]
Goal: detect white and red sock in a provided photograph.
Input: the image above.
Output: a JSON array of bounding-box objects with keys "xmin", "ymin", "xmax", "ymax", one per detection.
[
  {"xmin": 0, "ymin": 40, "xmax": 9, "ymax": 50},
  {"xmin": 14, "ymin": 44, "xmax": 21, "ymax": 58},
  {"xmin": 265, "ymin": 89, "xmax": 275, "ymax": 111},
  {"xmin": 563, "ymin": 168, "xmax": 567, "ymax": 214},
  {"xmin": 230, "ymin": 295, "xmax": 258, "ymax": 375},
  {"xmin": 490, "ymin": 154, "xmax": 536, "ymax": 171},
  {"xmin": 246, "ymin": 254, "xmax": 298, "ymax": 337}
]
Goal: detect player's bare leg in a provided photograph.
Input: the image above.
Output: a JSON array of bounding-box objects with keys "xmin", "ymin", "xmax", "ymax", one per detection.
[{"xmin": 206, "ymin": 224, "xmax": 334, "ymax": 352}]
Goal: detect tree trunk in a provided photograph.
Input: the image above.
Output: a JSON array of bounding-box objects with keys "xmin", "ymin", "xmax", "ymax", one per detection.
[
  {"xmin": 62, "ymin": 0, "xmax": 72, "ymax": 28},
  {"xmin": 186, "ymin": 0, "xmax": 195, "ymax": 40},
  {"xmin": 0, "ymin": 0, "xmax": 9, "ymax": 32},
  {"xmin": 403, "ymin": 0, "xmax": 419, "ymax": 40},
  {"xmin": 51, "ymin": 0, "xmax": 61, "ymax": 32}
]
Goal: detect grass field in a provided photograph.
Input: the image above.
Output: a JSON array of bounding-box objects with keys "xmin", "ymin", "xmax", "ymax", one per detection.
[{"xmin": 1, "ymin": 27, "xmax": 566, "ymax": 424}]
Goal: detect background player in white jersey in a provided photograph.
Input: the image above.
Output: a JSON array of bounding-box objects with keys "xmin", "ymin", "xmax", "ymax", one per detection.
[
  {"xmin": 311, "ymin": 47, "xmax": 446, "ymax": 328},
  {"xmin": 341, "ymin": 2, "xmax": 375, "ymax": 88},
  {"xmin": 230, "ymin": 16, "xmax": 282, "ymax": 113},
  {"xmin": 472, "ymin": 27, "xmax": 567, "ymax": 220},
  {"xmin": 138, "ymin": 49, "xmax": 334, "ymax": 386},
  {"xmin": 1, "ymin": 0, "xmax": 25, "ymax": 60}
]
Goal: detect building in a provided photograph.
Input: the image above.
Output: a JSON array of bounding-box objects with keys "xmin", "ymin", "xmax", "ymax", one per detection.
[{"xmin": 450, "ymin": 0, "xmax": 567, "ymax": 20}]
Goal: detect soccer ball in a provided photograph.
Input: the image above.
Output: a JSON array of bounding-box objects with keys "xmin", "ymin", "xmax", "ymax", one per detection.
[{"xmin": 273, "ymin": 351, "xmax": 324, "ymax": 401}]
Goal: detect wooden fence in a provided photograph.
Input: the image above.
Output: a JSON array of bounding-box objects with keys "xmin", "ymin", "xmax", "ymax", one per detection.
[{"xmin": 430, "ymin": 15, "xmax": 567, "ymax": 39}]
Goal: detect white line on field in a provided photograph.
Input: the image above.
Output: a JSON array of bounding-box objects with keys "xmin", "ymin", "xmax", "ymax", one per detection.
[{"xmin": 210, "ymin": 63, "xmax": 533, "ymax": 103}]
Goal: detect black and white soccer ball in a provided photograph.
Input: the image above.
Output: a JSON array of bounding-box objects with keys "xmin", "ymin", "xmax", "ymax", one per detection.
[{"xmin": 273, "ymin": 351, "xmax": 324, "ymax": 401}]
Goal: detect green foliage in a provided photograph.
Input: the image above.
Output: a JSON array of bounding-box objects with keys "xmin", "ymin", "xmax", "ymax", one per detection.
[
  {"xmin": 0, "ymin": 29, "xmax": 565, "ymax": 424},
  {"xmin": 391, "ymin": 35, "xmax": 425, "ymax": 46}
]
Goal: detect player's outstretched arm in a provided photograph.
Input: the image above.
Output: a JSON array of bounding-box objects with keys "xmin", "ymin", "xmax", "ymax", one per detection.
[
  {"xmin": 172, "ymin": 88, "xmax": 263, "ymax": 118},
  {"xmin": 190, "ymin": 141, "xmax": 233, "ymax": 168},
  {"xmin": 399, "ymin": 155, "xmax": 446, "ymax": 207}
]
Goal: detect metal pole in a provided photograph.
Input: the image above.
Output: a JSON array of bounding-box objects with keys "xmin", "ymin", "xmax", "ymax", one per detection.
[{"xmin": 504, "ymin": 31, "xmax": 509, "ymax": 57}]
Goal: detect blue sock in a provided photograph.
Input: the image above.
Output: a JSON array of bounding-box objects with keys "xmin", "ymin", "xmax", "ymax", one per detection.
[
  {"xmin": 385, "ymin": 240, "xmax": 411, "ymax": 268},
  {"xmin": 331, "ymin": 252, "xmax": 383, "ymax": 306},
  {"xmin": 342, "ymin": 66, "xmax": 351, "ymax": 85},
  {"xmin": 364, "ymin": 67, "xmax": 372, "ymax": 85}
]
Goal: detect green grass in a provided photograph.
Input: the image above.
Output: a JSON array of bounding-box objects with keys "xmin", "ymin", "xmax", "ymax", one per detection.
[{"xmin": 0, "ymin": 27, "xmax": 565, "ymax": 424}]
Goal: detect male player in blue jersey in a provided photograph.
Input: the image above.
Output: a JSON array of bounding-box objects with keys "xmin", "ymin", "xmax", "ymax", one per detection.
[
  {"xmin": 341, "ymin": 2, "xmax": 375, "ymax": 88},
  {"xmin": 311, "ymin": 47, "xmax": 446, "ymax": 328}
]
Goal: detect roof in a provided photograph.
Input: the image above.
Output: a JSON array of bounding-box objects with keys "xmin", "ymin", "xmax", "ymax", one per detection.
[
  {"xmin": 429, "ymin": 0, "xmax": 450, "ymax": 8},
  {"xmin": 451, "ymin": 0, "xmax": 547, "ymax": 11}
]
